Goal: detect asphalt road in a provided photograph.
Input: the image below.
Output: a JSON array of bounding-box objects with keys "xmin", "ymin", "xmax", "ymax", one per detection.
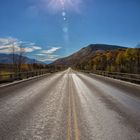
[{"xmin": 0, "ymin": 68, "xmax": 140, "ymax": 140}]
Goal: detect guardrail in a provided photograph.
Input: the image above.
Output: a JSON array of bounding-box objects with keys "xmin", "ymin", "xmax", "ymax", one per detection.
[
  {"xmin": 81, "ymin": 70, "xmax": 140, "ymax": 84},
  {"xmin": 0, "ymin": 70, "xmax": 51, "ymax": 84}
]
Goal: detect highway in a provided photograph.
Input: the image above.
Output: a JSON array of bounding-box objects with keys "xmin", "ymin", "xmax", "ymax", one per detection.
[{"xmin": 0, "ymin": 68, "xmax": 140, "ymax": 140}]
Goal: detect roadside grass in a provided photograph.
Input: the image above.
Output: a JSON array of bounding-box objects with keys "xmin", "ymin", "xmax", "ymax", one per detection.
[{"xmin": 0, "ymin": 71, "xmax": 14, "ymax": 81}]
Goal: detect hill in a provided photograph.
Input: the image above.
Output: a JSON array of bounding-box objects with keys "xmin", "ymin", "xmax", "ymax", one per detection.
[
  {"xmin": 51, "ymin": 44, "xmax": 127, "ymax": 67},
  {"xmin": 0, "ymin": 54, "xmax": 41, "ymax": 64}
]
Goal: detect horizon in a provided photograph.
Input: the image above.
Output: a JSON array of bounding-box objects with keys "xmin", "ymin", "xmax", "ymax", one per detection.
[
  {"xmin": 0, "ymin": 43, "xmax": 138, "ymax": 64},
  {"xmin": 0, "ymin": 0, "xmax": 140, "ymax": 62}
]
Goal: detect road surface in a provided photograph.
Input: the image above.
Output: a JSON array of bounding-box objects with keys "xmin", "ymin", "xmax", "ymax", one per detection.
[{"xmin": 0, "ymin": 68, "xmax": 140, "ymax": 140}]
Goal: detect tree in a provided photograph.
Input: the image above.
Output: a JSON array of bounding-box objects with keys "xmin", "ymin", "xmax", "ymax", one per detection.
[
  {"xmin": 106, "ymin": 51, "xmax": 113, "ymax": 72},
  {"xmin": 17, "ymin": 46, "xmax": 26, "ymax": 72},
  {"xmin": 134, "ymin": 48, "xmax": 140, "ymax": 73},
  {"xmin": 125, "ymin": 48, "xmax": 136, "ymax": 73},
  {"xmin": 11, "ymin": 44, "xmax": 26, "ymax": 73},
  {"xmin": 116, "ymin": 51, "xmax": 125, "ymax": 72},
  {"xmin": 11, "ymin": 44, "xmax": 16, "ymax": 72}
]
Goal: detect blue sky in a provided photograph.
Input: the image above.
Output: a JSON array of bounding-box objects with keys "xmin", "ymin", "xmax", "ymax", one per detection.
[{"xmin": 0, "ymin": 0, "xmax": 140, "ymax": 62}]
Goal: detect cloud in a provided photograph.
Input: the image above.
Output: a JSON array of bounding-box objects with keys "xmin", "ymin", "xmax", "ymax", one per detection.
[
  {"xmin": 38, "ymin": 54, "xmax": 59, "ymax": 62},
  {"xmin": 41, "ymin": 47, "xmax": 61, "ymax": 54},
  {"xmin": 35, "ymin": 52, "xmax": 60, "ymax": 62},
  {"xmin": 0, "ymin": 37, "xmax": 42, "ymax": 54},
  {"xmin": 36, "ymin": 53, "xmax": 45, "ymax": 56},
  {"xmin": 32, "ymin": 46, "xmax": 42, "ymax": 50},
  {"xmin": 27, "ymin": 5, "xmax": 39, "ymax": 18},
  {"xmin": 0, "ymin": 37, "xmax": 62, "ymax": 62},
  {"xmin": 0, "ymin": 37, "xmax": 18, "ymax": 46},
  {"xmin": 24, "ymin": 47, "xmax": 35, "ymax": 53}
]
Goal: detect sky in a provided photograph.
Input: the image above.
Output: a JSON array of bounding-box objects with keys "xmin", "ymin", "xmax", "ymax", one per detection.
[{"xmin": 0, "ymin": 0, "xmax": 140, "ymax": 62}]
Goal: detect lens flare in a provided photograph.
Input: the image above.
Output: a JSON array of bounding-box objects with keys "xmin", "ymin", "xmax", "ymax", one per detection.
[
  {"xmin": 63, "ymin": 27, "xmax": 68, "ymax": 33},
  {"xmin": 44, "ymin": 0, "xmax": 83, "ymax": 45},
  {"xmin": 62, "ymin": 11, "xmax": 66, "ymax": 16}
]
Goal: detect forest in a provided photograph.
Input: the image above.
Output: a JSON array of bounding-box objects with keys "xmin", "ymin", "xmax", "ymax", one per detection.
[{"xmin": 75, "ymin": 48, "xmax": 140, "ymax": 74}]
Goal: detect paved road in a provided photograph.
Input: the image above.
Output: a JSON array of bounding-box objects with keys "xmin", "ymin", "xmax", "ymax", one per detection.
[{"xmin": 0, "ymin": 68, "xmax": 140, "ymax": 140}]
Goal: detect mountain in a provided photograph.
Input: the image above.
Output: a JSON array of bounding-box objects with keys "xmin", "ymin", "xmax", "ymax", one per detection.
[
  {"xmin": 0, "ymin": 54, "xmax": 42, "ymax": 64},
  {"xmin": 51, "ymin": 44, "xmax": 127, "ymax": 67}
]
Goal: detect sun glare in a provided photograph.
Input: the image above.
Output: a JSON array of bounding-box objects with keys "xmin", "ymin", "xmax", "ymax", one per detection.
[{"xmin": 47, "ymin": 0, "xmax": 82, "ymax": 12}]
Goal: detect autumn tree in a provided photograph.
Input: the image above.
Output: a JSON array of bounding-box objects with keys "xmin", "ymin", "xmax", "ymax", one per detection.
[
  {"xmin": 125, "ymin": 48, "xmax": 136, "ymax": 73},
  {"xmin": 106, "ymin": 51, "xmax": 114, "ymax": 72},
  {"xmin": 133, "ymin": 48, "xmax": 140, "ymax": 73},
  {"xmin": 116, "ymin": 51, "xmax": 125, "ymax": 72}
]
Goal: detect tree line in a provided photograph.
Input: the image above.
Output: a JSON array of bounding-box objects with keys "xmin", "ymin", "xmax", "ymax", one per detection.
[{"xmin": 75, "ymin": 48, "xmax": 140, "ymax": 74}]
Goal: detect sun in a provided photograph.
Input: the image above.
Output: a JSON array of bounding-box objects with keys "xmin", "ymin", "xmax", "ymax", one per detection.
[
  {"xmin": 48, "ymin": 0, "xmax": 71, "ymax": 11},
  {"xmin": 47, "ymin": 0, "xmax": 82, "ymax": 12}
]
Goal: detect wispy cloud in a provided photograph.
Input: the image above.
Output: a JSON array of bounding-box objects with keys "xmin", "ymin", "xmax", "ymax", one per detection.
[
  {"xmin": 36, "ymin": 47, "xmax": 61, "ymax": 62},
  {"xmin": 41, "ymin": 47, "xmax": 61, "ymax": 54},
  {"xmin": 0, "ymin": 37, "xmax": 62, "ymax": 62},
  {"xmin": 0, "ymin": 38, "xmax": 17, "ymax": 46},
  {"xmin": 37, "ymin": 54, "xmax": 59, "ymax": 62},
  {"xmin": 32, "ymin": 46, "xmax": 42, "ymax": 50},
  {"xmin": 27, "ymin": 5, "xmax": 39, "ymax": 18},
  {"xmin": 0, "ymin": 37, "xmax": 42, "ymax": 54},
  {"xmin": 36, "ymin": 53, "xmax": 45, "ymax": 56}
]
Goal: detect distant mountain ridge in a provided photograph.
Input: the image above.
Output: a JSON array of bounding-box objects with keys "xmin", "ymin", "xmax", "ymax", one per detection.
[
  {"xmin": 51, "ymin": 44, "xmax": 127, "ymax": 67},
  {"xmin": 0, "ymin": 53, "xmax": 41, "ymax": 64}
]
